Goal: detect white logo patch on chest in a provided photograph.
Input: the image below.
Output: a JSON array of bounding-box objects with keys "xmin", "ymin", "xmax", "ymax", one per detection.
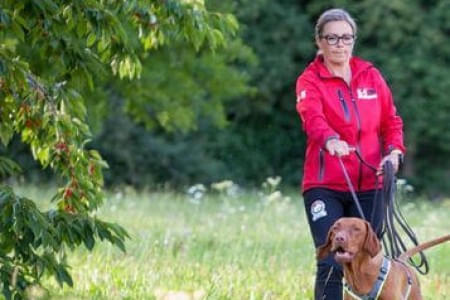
[{"xmin": 357, "ymin": 88, "xmax": 377, "ymax": 100}]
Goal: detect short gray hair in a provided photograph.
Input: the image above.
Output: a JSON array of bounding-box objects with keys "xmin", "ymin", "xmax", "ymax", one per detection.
[{"xmin": 315, "ymin": 8, "xmax": 357, "ymax": 37}]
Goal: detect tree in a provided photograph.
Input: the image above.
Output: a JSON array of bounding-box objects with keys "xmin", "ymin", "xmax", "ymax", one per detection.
[{"xmin": 0, "ymin": 0, "xmax": 240, "ymax": 297}]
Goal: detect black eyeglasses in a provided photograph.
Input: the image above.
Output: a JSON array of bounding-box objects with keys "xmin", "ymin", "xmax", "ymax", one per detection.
[{"xmin": 320, "ymin": 34, "xmax": 355, "ymax": 45}]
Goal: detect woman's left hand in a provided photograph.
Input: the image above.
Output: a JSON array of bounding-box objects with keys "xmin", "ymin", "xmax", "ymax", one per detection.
[{"xmin": 377, "ymin": 150, "xmax": 403, "ymax": 176}]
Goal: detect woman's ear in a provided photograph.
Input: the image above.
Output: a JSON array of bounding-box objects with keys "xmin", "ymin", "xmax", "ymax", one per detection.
[
  {"xmin": 315, "ymin": 36, "xmax": 322, "ymax": 51},
  {"xmin": 363, "ymin": 221, "xmax": 381, "ymax": 257},
  {"xmin": 317, "ymin": 227, "xmax": 333, "ymax": 260}
]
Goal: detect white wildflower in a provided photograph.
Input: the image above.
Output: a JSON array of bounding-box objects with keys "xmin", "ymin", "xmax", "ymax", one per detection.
[
  {"xmin": 405, "ymin": 184, "xmax": 414, "ymax": 192},
  {"xmin": 187, "ymin": 184, "xmax": 206, "ymax": 201},
  {"xmin": 396, "ymin": 178, "xmax": 407, "ymax": 186},
  {"xmin": 267, "ymin": 176, "xmax": 282, "ymax": 187},
  {"xmin": 266, "ymin": 190, "xmax": 282, "ymax": 204},
  {"xmin": 211, "ymin": 180, "xmax": 234, "ymax": 191},
  {"xmin": 114, "ymin": 191, "xmax": 124, "ymax": 200}
]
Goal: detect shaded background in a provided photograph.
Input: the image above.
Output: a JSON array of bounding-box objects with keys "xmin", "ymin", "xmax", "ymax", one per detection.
[{"xmin": 5, "ymin": 0, "xmax": 450, "ymax": 197}]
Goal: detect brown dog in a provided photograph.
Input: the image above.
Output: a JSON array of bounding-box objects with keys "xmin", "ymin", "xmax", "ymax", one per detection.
[{"xmin": 317, "ymin": 217, "xmax": 450, "ymax": 300}]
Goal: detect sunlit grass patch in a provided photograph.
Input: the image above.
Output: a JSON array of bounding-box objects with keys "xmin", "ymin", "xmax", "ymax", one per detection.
[{"xmin": 13, "ymin": 185, "xmax": 450, "ymax": 299}]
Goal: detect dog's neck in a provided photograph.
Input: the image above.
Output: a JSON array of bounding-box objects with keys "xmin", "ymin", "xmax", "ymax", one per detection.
[{"xmin": 342, "ymin": 251, "xmax": 384, "ymax": 294}]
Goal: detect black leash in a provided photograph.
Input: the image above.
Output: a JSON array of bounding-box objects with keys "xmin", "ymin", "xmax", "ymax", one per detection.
[
  {"xmin": 379, "ymin": 162, "xmax": 429, "ymax": 275},
  {"xmin": 337, "ymin": 157, "xmax": 366, "ymax": 220},
  {"xmin": 337, "ymin": 152, "xmax": 429, "ymax": 275}
]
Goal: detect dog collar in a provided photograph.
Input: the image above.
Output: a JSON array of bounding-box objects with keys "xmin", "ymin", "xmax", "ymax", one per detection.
[{"xmin": 343, "ymin": 256, "xmax": 391, "ymax": 300}]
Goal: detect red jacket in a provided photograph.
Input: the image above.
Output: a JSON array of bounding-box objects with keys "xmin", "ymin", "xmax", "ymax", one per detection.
[{"xmin": 296, "ymin": 55, "xmax": 405, "ymax": 192}]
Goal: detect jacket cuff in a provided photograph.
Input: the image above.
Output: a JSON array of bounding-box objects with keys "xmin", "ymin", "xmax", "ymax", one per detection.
[{"xmin": 385, "ymin": 144, "xmax": 405, "ymax": 156}]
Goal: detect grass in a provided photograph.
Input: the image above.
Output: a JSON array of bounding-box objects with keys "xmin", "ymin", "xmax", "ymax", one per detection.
[{"xmin": 15, "ymin": 185, "xmax": 450, "ymax": 299}]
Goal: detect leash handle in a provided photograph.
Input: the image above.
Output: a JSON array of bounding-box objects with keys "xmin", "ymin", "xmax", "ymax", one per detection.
[
  {"xmin": 336, "ymin": 151, "xmax": 429, "ymax": 274},
  {"xmin": 381, "ymin": 161, "xmax": 430, "ymax": 275}
]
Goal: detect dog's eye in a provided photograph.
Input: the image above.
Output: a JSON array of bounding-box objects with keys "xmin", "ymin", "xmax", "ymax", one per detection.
[{"xmin": 352, "ymin": 227, "xmax": 361, "ymax": 232}]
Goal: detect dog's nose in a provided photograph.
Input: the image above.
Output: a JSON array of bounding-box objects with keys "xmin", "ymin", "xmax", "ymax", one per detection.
[{"xmin": 335, "ymin": 232, "xmax": 345, "ymax": 243}]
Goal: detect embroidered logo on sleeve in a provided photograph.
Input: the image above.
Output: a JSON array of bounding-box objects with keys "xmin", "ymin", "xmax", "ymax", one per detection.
[
  {"xmin": 311, "ymin": 199, "xmax": 327, "ymax": 221},
  {"xmin": 357, "ymin": 88, "xmax": 377, "ymax": 100},
  {"xmin": 297, "ymin": 90, "xmax": 307, "ymax": 102}
]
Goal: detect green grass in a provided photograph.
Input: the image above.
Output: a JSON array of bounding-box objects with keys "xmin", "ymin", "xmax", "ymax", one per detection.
[{"xmin": 15, "ymin": 186, "xmax": 450, "ymax": 299}]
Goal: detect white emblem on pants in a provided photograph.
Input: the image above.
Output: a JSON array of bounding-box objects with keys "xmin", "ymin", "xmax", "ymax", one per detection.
[{"xmin": 311, "ymin": 199, "xmax": 327, "ymax": 221}]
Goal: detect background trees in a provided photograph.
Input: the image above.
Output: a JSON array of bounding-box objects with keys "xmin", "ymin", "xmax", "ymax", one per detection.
[
  {"xmin": 5, "ymin": 1, "xmax": 450, "ymax": 196},
  {"xmin": 6, "ymin": 0, "xmax": 450, "ymax": 196}
]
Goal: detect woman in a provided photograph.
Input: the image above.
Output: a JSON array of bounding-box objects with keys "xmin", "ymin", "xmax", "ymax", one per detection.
[{"xmin": 295, "ymin": 8, "xmax": 405, "ymax": 299}]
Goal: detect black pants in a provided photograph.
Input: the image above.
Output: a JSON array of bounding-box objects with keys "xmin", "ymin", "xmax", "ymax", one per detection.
[{"xmin": 303, "ymin": 188, "xmax": 384, "ymax": 300}]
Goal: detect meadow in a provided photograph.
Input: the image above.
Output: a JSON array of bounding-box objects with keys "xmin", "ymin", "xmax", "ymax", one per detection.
[{"xmin": 16, "ymin": 183, "xmax": 450, "ymax": 299}]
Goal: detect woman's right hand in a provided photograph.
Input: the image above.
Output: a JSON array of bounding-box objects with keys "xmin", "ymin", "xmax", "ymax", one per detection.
[{"xmin": 325, "ymin": 138, "xmax": 355, "ymax": 156}]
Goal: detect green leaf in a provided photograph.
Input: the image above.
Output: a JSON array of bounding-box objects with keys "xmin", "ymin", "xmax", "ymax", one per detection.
[
  {"xmin": 11, "ymin": 22, "xmax": 25, "ymax": 42},
  {"xmin": 86, "ymin": 32, "xmax": 96, "ymax": 47},
  {"xmin": 0, "ymin": 127, "xmax": 14, "ymax": 146},
  {"xmin": 0, "ymin": 157, "xmax": 22, "ymax": 177},
  {"xmin": 36, "ymin": 147, "xmax": 50, "ymax": 165},
  {"xmin": 83, "ymin": 224, "xmax": 95, "ymax": 250},
  {"xmin": 111, "ymin": 235, "xmax": 126, "ymax": 253},
  {"xmin": 56, "ymin": 265, "xmax": 73, "ymax": 287},
  {"xmin": 97, "ymin": 35, "xmax": 109, "ymax": 53},
  {"xmin": 76, "ymin": 17, "xmax": 87, "ymax": 37}
]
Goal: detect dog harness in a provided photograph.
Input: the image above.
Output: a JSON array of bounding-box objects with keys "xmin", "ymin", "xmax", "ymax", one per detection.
[
  {"xmin": 343, "ymin": 256, "xmax": 414, "ymax": 300},
  {"xmin": 343, "ymin": 256, "xmax": 391, "ymax": 300},
  {"xmin": 394, "ymin": 258, "xmax": 414, "ymax": 300}
]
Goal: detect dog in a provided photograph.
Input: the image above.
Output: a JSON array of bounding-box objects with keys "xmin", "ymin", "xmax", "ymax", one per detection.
[{"xmin": 317, "ymin": 217, "xmax": 450, "ymax": 300}]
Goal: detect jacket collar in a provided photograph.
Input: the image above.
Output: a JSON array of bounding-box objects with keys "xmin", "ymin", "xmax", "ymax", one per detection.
[{"xmin": 312, "ymin": 55, "xmax": 373, "ymax": 81}]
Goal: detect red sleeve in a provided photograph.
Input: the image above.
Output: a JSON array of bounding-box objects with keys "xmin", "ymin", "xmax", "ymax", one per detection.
[
  {"xmin": 375, "ymin": 70, "xmax": 406, "ymax": 154},
  {"xmin": 296, "ymin": 77, "xmax": 339, "ymax": 147}
]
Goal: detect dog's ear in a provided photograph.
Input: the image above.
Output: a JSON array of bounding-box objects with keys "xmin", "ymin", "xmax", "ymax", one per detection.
[
  {"xmin": 363, "ymin": 221, "xmax": 381, "ymax": 257},
  {"xmin": 317, "ymin": 227, "xmax": 334, "ymax": 260}
]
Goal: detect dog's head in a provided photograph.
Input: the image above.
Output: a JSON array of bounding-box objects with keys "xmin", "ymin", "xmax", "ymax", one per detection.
[{"xmin": 317, "ymin": 217, "xmax": 381, "ymax": 264}]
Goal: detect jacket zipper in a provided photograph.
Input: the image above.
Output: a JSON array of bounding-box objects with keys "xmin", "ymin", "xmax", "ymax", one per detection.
[
  {"xmin": 337, "ymin": 89, "xmax": 351, "ymax": 121},
  {"xmin": 349, "ymin": 90, "xmax": 363, "ymax": 191},
  {"xmin": 318, "ymin": 148, "xmax": 325, "ymax": 181}
]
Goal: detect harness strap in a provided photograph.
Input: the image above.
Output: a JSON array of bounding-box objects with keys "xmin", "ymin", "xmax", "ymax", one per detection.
[
  {"xmin": 394, "ymin": 259, "xmax": 414, "ymax": 300},
  {"xmin": 403, "ymin": 278, "xmax": 412, "ymax": 300},
  {"xmin": 343, "ymin": 257, "xmax": 391, "ymax": 300}
]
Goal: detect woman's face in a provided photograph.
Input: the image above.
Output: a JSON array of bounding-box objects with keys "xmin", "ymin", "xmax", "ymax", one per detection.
[{"xmin": 316, "ymin": 20, "xmax": 355, "ymax": 65}]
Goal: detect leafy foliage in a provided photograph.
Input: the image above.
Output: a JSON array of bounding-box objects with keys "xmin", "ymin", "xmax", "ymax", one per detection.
[
  {"xmin": 112, "ymin": 38, "xmax": 254, "ymax": 133},
  {"xmin": 0, "ymin": 186, "xmax": 129, "ymax": 297},
  {"xmin": 0, "ymin": 0, "xmax": 241, "ymax": 297},
  {"xmin": 0, "ymin": 157, "xmax": 21, "ymax": 178},
  {"xmin": 3, "ymin": 0, "xmax": 450, "ymax": 211}
]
